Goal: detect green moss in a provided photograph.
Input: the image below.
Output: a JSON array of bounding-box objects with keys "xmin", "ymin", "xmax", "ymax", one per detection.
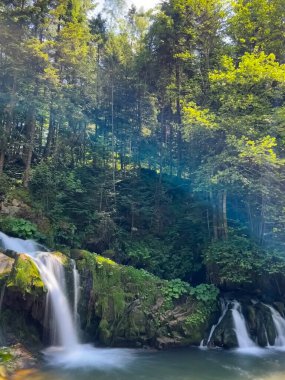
[
  {"xmin": 6, "ymin": 255, "xmax": 44, "ymax": 295},
  {"xmin": 0, "ymin": 349, "xmax": 13, "ymax": 363}
]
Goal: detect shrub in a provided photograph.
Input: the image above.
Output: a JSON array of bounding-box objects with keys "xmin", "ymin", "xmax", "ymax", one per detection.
[{"xmin": 0, "ymin": 217, "xmax": 38, "ymax": 239}]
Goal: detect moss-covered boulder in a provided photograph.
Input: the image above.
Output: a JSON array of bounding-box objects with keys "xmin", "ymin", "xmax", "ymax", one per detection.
[
  {"xmin": 0, "ymin": 253, "xmax": 46, "ymax": 347},
  {"xmin": 6, "ymin": 255, "xmax": 44, "ymax": 296},
  {"xmin": 76, "ymin": 251, "xmax": 218, "ymax": 349}
]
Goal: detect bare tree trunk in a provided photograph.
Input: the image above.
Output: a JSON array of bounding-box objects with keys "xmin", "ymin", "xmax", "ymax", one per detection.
[
  {"xmin": 222, "ymin": 190, "xmax": 228, "ymax": 239},
  {"xmin": 44, "ymin": 106, "xmax": 55, "ymax": 158},
  {"xmin": 0, "ymin": 150, "xmax": 4, "ymax": 175},
  {"xmin": 210, "ymin": 190, "xmax": 218, "ymax": 240},
  {"xmin": 111, "ymin": 82, "xmax": 116, "ymax": 208},
  {"xmin": 23, "ymin": 109, "xmax": 36, "ymax": 188},
  {"xmin": 175, "ymin": 64, "xmax": 182, "ymax": 178}
]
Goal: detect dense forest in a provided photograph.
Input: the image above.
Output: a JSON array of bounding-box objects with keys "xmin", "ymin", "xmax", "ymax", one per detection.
[
  {"xmin": 2, "ymin": 0, "xmax": 285, "ymax": 378},
  {"xmin": 1, "ymin": 0, "xmax": 285, "ymax": 327}
]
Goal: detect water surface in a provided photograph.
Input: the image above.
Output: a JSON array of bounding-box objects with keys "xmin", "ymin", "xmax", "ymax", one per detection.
[{"xmin": 28, "ymin": 348, "xmax": 285, "ymax": 380}]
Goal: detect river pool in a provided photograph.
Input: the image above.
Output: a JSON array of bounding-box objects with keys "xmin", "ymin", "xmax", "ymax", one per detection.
[{"xmin": 18, "ymin": 347, "xmax": 285, "ymax": 380}]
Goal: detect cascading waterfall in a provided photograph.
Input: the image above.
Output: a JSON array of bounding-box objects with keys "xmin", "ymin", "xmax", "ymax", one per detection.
[
  {"xmin": 0, "ymin": 231, "xmax": 134, "ymax": 369},
  {"xmin": 232, "ymin": 300, "xmax": 257, "ymax": 349},
  {"xmin": 266, "ymin": 305, "xmax": 285, "ymax": 348}
]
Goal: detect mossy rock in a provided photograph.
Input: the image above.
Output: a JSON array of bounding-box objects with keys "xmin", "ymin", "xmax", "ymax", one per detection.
[
  {"xmin": 6, "ymin": 255, "xmax": 44, "ymax": 296},
  {"xmin": 52, "ymin": 251, "xmax": 69, "ymax": 266},
  {"xmin": 70, "ymin": 249, "xmax": 90, "ymax": 260},
  {"xmin": 77, "ymin": 251, "xmax": 217, "ymax": 349}
]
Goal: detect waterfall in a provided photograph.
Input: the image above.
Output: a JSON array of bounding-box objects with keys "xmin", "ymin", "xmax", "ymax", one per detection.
[
  {"xmin": 34, "ymin": 253, "xmax": 79, "ymax": 349},
  {"xmin": 0, "ymin": 231, "xmax": 78, "ymax": 349},
  {"xmin": 0, "ymin": 231, "xmax": 135, "ymax": 369},
  {"xmin": 72, "ymin": 259, "xmax": 80, "ymax": 326},
  {"xmin": 267, "ymin": 305, "xmax": 285, "ymax": 348},
  {"xmin": 232, "ymin": 300, "xmax": 257, "ymax": 349}
]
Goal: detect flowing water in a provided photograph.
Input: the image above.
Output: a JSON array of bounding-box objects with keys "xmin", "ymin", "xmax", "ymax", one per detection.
[
  {"xmin": 232, "ymin": 300, "xmax": 257, "ymax": 351},
  {"xmin": 71, "ymin": 259, "xmax": 80, "ymax": 326}
]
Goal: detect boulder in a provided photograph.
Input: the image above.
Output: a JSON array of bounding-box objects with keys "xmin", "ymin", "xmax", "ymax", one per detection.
[
  {"xmin": 76, "ymin": 251, "xmax": 217, "ymax": 349},
  {"xmin": 209, "ymin": 308, "xmax": 238, "ymax": 348}
]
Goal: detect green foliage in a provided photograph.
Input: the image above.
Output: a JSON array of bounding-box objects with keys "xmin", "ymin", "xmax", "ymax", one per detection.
[
  {"xmin": 204, "ymin": 235, "xmax": 285, "ymax": 286},
  {"xmin": 162, "ymin": 279, "xmax": 190, "ymax": 302},
  {"xmin": 189, "ymin": 284, "xmax": 219, "ymax": 303},
  {"xmin": 185, "ymin": 304, "xmax": 210, "ymax": 329},
  {"xmin": 0, "ymin": 217, "xmax": 38, "ymax": 239}
]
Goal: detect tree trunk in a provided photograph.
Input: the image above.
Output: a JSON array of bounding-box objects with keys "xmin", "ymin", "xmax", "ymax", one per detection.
[
  {"xmin": 23, "ymin": 109, "xmax": 36, "ymax": 188},
  {"xmin": 222, "ymin": 190, "xmax": 228, "ymax": 239},
  {"xmin": 210, "ymin": 190, "xmax": 218, "ymax": 240},
  {"xmin": 0, "ymin": 150, "xmax": 4, "ymax": 175},
  {"xmin": 44, "ymin": 106, "xmax": 55, "ymax": 158},
  {"xmin": 175, "ymin": 63, "xmax": 182, "ymax": 178}
]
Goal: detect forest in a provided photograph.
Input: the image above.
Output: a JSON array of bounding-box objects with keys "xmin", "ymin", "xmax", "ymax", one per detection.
[{"xmin": 1, "ymin": 0, "xmax": 285, "ymax": 379}]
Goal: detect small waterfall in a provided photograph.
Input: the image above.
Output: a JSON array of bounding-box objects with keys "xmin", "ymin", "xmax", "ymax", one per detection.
[
  {"xmin": 72, "ymin": 259, "xmax": 80, "ymax": 326},
  {"xmin": 267, "ymin": 305, "xmax": 285, "ymax": 348},
  {"xmin": 201, "ymin": 299, "xmax": 229, "ymax": 347},
  {"xmin": 34, "ymin": 253, "xmax": 79, "ymax": 349},
  {"xmin": 232, "ymin": 300, "xmax": 256, "ymax": 349}
]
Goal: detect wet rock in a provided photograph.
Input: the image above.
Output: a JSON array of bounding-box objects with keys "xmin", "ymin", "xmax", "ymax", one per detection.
[
  {"xmin": 255, "ymin": 303, "xmax": 276, "ymax": 346},
  {"xmin": 210, "ymin": 308, "xmax": 238, "ymax": 348}
]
